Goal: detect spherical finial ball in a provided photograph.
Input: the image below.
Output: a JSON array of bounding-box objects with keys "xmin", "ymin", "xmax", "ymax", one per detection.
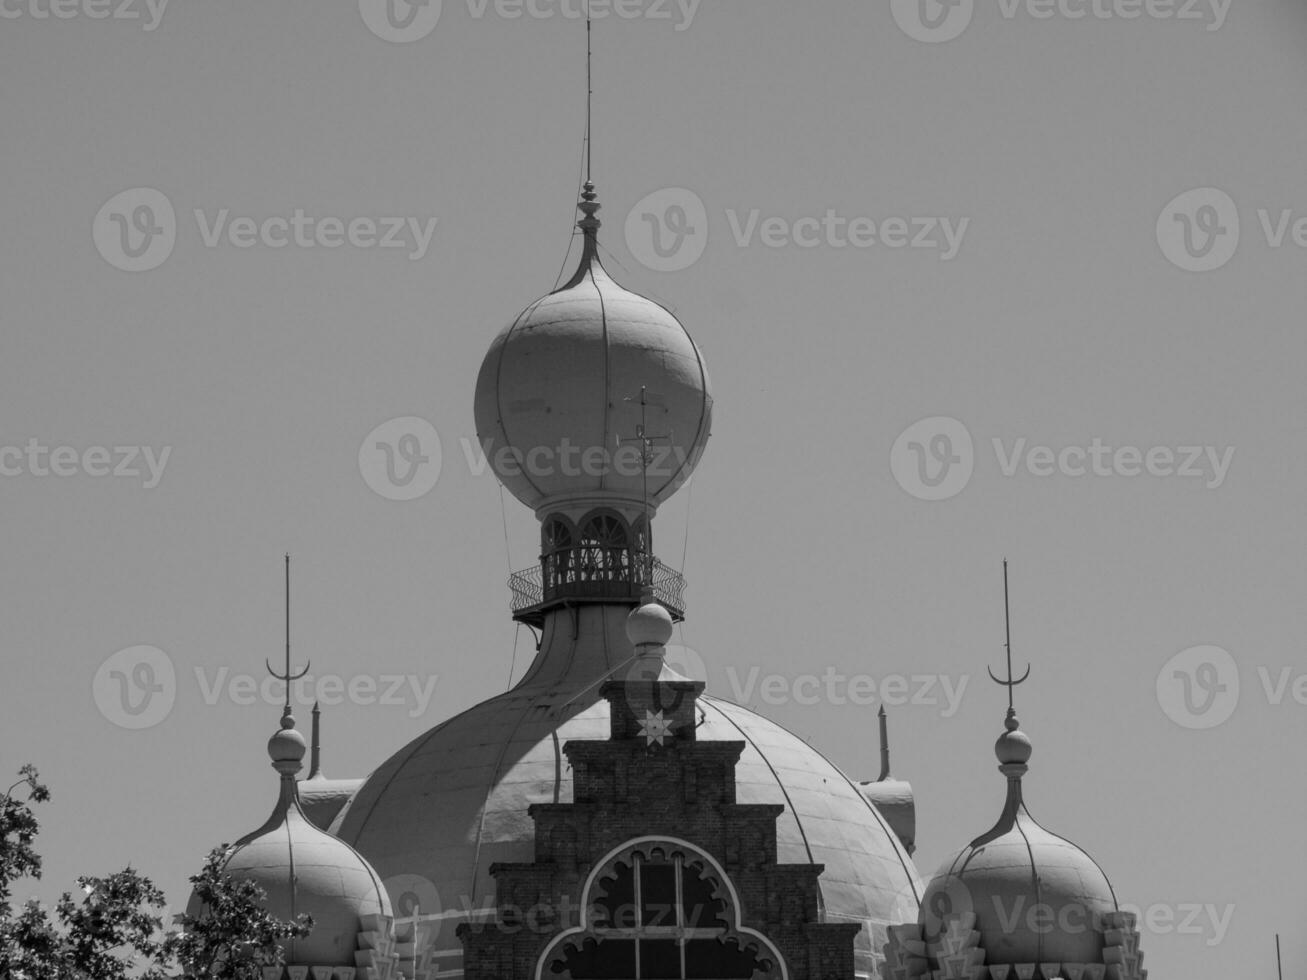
[
  {"xmin": 626, "ymin": 601, "xmax": 674, "ymax": 649},
  {"xmin": 268, "ymin": 721, "xmax": 307, "ymax": 765},
  {"xmin": 995, "ymin": 722, "xmax": 1032, "ymax": 766}
]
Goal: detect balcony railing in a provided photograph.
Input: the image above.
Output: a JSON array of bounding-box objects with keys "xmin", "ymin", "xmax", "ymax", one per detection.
[{"xmin": 508, "ymin": 548, "xmax": 686, "ymax": 625}]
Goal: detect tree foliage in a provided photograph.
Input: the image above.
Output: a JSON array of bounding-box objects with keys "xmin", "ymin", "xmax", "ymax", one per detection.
[{"xmin": 0, "ymin": 765, "xmax": 312, "ymax": 979}]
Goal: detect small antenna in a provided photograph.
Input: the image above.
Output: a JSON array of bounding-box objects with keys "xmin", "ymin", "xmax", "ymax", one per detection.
[
  {"xmin": 877, "ymin": 704, "xmax": 891, "ymax": 781},
  {"xmin": 1277, "ymin": 934, "xmax": 1283, "ymax": 980},
  {"xmin": 266, "ymin": 554, "xmax": 310, "ymax": 712},
  {"xmin": 988, "ymin": 559, "xmax": 1030, "ymax": 710},
  {"xmin": 619, "ymin": 386, "xmax": 672, "ymax": 582},
  {"xmin": 308, "ymin": 701, "xmax": 323, "ymax": 779}
]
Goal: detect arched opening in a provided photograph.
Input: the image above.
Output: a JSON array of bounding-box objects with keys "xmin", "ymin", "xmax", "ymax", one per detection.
[
  {"xmin": 576, "ymin": 510, "xmax": 632, "ymax": 584},
  {"xmin": 541, "ymin": 516, "xmax": 577, "ymax": 596},
  {"xmin": 539, "ymin": 839, "xmax": 783, "ymax": 980}
]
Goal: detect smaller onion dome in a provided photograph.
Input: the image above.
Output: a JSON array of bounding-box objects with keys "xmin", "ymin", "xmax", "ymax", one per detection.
[
  {"xmin": 918, "ymin": 710, "xmax": 1119, "ymax": 968},
  {"xmin": 190, "ymin": 707, "xmax": 394, "ymax": 972}
]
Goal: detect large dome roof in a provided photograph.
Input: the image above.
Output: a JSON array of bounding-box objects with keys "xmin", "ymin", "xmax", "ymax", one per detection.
[
  {"xmin": 333, "ymin": 605, "xmax": 921, "ymax": 979},
  {"xmin": 473, "ymin": 183, "xmax": 712, "ymax": 517}
]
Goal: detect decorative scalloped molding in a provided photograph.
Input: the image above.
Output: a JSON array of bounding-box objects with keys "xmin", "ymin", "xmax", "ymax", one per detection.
[{"xmin": 880, "ymin": 911, "xmax": 1148, "ymax": 980}]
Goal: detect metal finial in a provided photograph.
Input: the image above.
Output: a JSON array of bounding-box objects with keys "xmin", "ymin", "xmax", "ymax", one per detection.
[
  {"xmin": 266, "ymin": 553, "xmax": 310, "ymax": 712},
  {"xmin": 987, "ymin": 559, "xmax": 1030, "ymax": 710}
]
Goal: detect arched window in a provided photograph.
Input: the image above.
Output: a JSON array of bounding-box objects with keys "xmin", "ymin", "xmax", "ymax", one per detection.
[
  {"xmin": 576, "ymin": 511, "xmax": 631, "ymax": 583},
  {"xmin": 541, "ymin": 517, "xmax": 577, "ymax": 595},
  {"xmin": 539, "ymin": 839, "xmax": 783, "ymax": 980},
  {"xmin": 543, "ymin": 517, "xmax": 574, "ymax": 554}
]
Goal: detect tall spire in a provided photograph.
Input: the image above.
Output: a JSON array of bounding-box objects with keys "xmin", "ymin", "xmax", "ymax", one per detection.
[
  {"xmin": 575, "ymin": 4, "xmax": 601, "ymax": 262},
  {"xmin": 981, "ymin": 560, "xmax": 1034, "ymax": 834},
  {"xmin": 266, "ymin": 553, "xmax": 310, "ymax": 714},
  {"xmin": 988, "ymin": 558, "xmax": 1030, "ymax": 712},
  {"xmin": 585, "ymin": 0, "xmax": 593, "ymax": 184}
]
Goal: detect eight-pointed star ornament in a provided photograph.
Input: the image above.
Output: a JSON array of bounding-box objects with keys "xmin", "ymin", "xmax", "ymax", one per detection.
[{"xmin": 638, "ymin": 709, "xmax": 676, "ymax": 746}]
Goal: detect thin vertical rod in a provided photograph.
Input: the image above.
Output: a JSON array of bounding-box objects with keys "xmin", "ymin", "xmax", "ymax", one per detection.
[
  {"xmin": 585, "ymin": 1, "xmax": 592, "ymax": 182},
  {"xmin": 1002, "ymin": 558, "xmax": 1013, "ymax": 710},
  {"xmin": 1277, "ymin": 934, "xmax": 1283, "ymax": 980},
  {"xmin": 640, "ymin": 387, "xmax": 649, "ymax": 566},
  {"xmin": 877, "ymin": 705, "xmax": 891, "ymax": 781},
  {"xmin": 284, "ymin": 553, "xmax": 291, "ymax": 711}
]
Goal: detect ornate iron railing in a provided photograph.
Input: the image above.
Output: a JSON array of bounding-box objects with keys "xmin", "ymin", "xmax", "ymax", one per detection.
[{"xmin": 508, "ymin": 549, "xmax": 686, "ymax": 622}]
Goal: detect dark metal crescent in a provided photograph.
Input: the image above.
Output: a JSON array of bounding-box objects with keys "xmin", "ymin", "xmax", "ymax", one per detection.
[
  {"xmin": 988, "ymin": 663, "xmax": 1031, "ymax": 687},
  {"xmin": 266, "ymin": 657, "xmax": 311, "ymax": 682}
]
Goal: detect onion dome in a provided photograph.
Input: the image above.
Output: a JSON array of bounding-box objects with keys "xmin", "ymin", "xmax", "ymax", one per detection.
[
  {"xmin": 473, "ymin": 181, "xmax": 713, "ymax": 521},
  {"xmin": 191, "ymin": 707, "xmax": 396, "ymax": 975},
  {"xmin": 885, "ymin": 710, "xmax": 1146, "ymax": 980}
]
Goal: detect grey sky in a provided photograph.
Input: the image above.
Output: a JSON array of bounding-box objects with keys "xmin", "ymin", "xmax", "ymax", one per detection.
[{"xmin": 2, "ymin": 1, "xmax": 1305, "ymax": 976}]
